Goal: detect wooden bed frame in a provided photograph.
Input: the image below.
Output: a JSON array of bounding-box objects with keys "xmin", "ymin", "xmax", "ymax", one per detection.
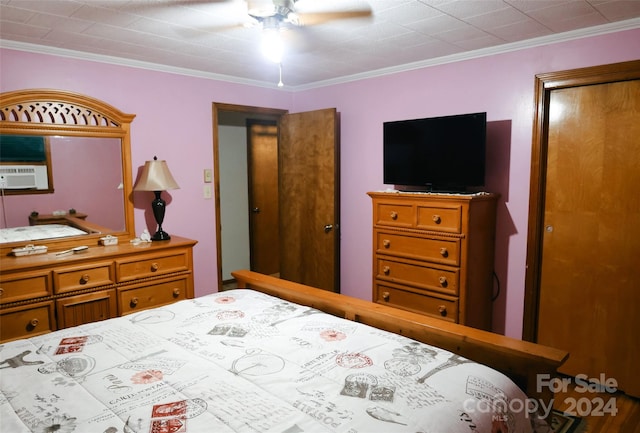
[{"xmin": 232, "ymin": 270, "xmax": 569, "ymax": 414}]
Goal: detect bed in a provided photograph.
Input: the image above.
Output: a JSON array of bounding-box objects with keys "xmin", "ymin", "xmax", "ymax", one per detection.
[{"xmin": 0, "ymin": 270, "xmax": 568, "ymax": 433}]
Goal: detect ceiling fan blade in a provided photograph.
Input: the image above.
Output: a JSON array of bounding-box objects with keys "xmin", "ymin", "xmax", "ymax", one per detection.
[
  {"xmin": 108, "ymin": 0, "xmax": 233, "ymax": 11},
  {"xmin": 296, "ymin": 9, "xmax": 372, "ymax": 26}
]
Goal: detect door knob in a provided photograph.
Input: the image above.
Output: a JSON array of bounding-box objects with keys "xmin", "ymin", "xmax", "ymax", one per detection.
[
  {"xmin": 324, "ymin": 224, "xmax": 333, "ymax": 233},
  {"xmin": 252, "ymin": 207, "xmax": 260, "ymax": 213}
]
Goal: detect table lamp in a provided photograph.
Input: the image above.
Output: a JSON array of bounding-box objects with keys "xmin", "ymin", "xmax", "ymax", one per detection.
[{"xmin": 133, "ymin": 156, "xmax": 180, "ymax": 241}]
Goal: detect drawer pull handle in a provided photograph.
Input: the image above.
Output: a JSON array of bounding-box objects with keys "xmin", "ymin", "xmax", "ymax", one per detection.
[
  {"xmin": 383, "ymin": 239, "xmax": 391, "ymax": 248},
  {"xmin": 439, "ymin": 247, "xmax": 448, "ymax": 257},
  {"xmin": 438, "ymin": 276, "xmax": 448, "ymax": 286},
  {"xmin": 30, "ymin": 318, "xmax": 39, "ymax": 328},
  {"xmin": 172, "ymin": 288, "xmax": 180, "ymax": 297},
  {"xmin": 150, "ymin": 263, "xmax": 159, "ymax": 272},
  {"xmin": 80, "ymin": 274, "xmax": 90, "ymax": 284},
  {"xmin": 382, "ymin": 291, "xmax": 390, "ymax": 301},
  {"xmin": 432, "ymin": 215, "xmax": 441, "ymax": 224},
  {"xmin": 438, "ymin": 305, "xmax": 447, "ymax": 316},
  {"xmin": 0, "ymin": 288, "xmax": 3, "ymax": 297},
  {"xmin": 130, "ymin": 297, "xmax": 139, "ymax": 307},
  {"xmin": 382, "ymin": 266, "xmax": 390, "ymax": 275},
  {"xmin": 390, "ymin": 211, "xmax": 398, "ymax": 220}
]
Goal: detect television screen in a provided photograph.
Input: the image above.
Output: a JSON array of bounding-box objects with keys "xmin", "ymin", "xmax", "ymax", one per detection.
[{"xmin": 383, "ymin": 112, "xmax": 486, "ymax": 192}]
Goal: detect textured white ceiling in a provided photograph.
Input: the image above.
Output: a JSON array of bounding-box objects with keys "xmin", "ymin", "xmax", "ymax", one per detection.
[{"xmin": 1, "ymin": 0, "xmax": 639, "ymax": 89}]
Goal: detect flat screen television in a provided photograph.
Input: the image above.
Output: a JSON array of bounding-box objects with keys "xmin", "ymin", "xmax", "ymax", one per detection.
[{"xmin": 383, "ymin": 112, "xmax": 486, "ymax": 192}]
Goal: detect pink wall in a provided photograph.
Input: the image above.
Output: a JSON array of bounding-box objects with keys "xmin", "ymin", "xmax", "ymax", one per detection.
[
  {"xmin": 1, "ymin": 28, "xmax": 638, "ymax": 338},
  {"xmin": 291, "ymin": 29, "xmax": 640, "ymax": 337},
  {"xmin": 0, "ymin": 48, "xmax": 291, "ymax": 302}
]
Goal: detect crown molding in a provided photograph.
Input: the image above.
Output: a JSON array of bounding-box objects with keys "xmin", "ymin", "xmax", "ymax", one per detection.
[
  {"xmin": 2, "ymin": 17, "xmax": 638, "ymax": 92},
  {"xmin": 0, "ymin": 39, "xmax": 288, "ymax": 91},
  {"xmin": 294, "ymin": 17, "xmax": 640, "ymax": 91}
]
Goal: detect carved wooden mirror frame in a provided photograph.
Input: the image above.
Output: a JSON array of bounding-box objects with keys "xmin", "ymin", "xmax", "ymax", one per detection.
[{"xmin": 0, "ymin": 89, "xmax": 136, "ymax": 255}]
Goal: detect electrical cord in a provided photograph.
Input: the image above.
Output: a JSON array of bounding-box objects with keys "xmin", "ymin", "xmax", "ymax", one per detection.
[{"xmin": 0, "ymin": 187, "xmax": 6, "ymax": 228}]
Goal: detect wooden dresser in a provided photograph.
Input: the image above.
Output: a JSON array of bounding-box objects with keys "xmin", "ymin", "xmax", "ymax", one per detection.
[
  {"xmin": 0, "ymin": 236, "xmax": 197, "ymax": 342},
  {"xmin": 369, "ymin": 192, "xmax": 497, "ymax": 330}
]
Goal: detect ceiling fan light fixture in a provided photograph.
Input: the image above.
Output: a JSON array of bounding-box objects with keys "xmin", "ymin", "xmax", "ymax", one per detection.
[{"xmin": 261, "ymin": 27, "xmax": 284, "ymax": 63}]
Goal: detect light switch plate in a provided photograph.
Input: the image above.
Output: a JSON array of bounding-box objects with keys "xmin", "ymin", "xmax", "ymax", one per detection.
[
  {"xmin": 203, "ymin": 184, "xmax": 212, "ymax": 199},
  {"xmin": 204, "ymin": 168, "xmax": 213, "ymax": 183}
]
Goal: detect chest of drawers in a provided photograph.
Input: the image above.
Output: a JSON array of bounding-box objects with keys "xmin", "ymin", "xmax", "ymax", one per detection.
[
  {"xmin": 369, "ymin": 192, "xmax": 497, "ymax": 330},
  {"xmin": 0, "ymin": 236, "xmax": 197, "ymax": 342}
]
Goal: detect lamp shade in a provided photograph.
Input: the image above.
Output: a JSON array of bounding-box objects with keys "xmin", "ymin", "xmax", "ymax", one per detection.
[{"xmin": 133, "ymin": 157, "xmax": 180, "ymax": 191}]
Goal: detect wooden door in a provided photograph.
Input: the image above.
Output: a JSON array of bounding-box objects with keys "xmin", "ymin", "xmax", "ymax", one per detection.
[
  {"xmin": 247, "ymin": 121, "xmax": 279, "ymax": 275},
  {"xmin": 525, "ymin": 61, "xmax": 640, "ymax": 396},
  {"xmin": 278, "ymin": 108, "xmax": 340, "ymax": 292}
]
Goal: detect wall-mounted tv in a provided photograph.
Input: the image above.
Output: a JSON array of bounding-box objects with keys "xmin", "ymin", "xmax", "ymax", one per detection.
[{"xmin": 383, "ymin": 112, "xmax": 487, "ymax": 192}]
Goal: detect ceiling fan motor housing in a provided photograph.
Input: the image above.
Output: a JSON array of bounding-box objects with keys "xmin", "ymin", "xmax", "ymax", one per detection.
[{"xmin": 248, "ymin": 0, "xmax": 296, "ymax": 21}]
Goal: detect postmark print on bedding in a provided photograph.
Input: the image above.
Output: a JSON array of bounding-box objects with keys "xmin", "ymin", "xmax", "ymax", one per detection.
[
  {"xmin": 131, "ymin": 369, "xmax": 164, "ymax": 384},
  {"xmin": 384, "ymin": 358, "xmax": 421, "ymax": 377},
  {"xmin": 320, "ymin": 329, "xmax": 347, "ymax": 341},
  {"xmin": 152, "ymin": 400, "xmax": 188, "ymax": 418},
  {"xmin": 37, "ymin": 354, "xmax": 96, "ymax": 380},
  {"xmin": 150, "ymin": 416, "xmax": 186, "ymax": 433},
  {"xmin": 55, "ymin": 336, "xmax": 89, "ymax": 354},
  {"xmin": 152, "ymin": 399, "xmax": 207, "ymax": 420},
  {"xmin": 215, "ymin": 310, "xmax": 245, "ymax": 321},
  {"xmin": 336, "ymin": 352, "xmax": 373, "ymax": 369},
  {"xmin": 341, "ymin": 373, "xmax": 378, "ymax": 398},
  {"xmin": 208, "ymin": 324, "xmax": 249, "ymax": 337},
  {"xmin": 340, "ymin": 373, "xmax": 397, "ymax": 402},
  {"xmin": 214, "ymin": 295, "xmax": 236, "ymax": 304}
]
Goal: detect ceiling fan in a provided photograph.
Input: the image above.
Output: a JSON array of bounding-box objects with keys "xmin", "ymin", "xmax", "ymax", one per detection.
[
  {"xmin": 244, "ymin": 0, "xmax": 372, "ymax": 28},
  {"xmin": 236, "ymin": 0, "xmax": 372, "ymax": 85},
  {"xmin": 122, "ymin": 0, "xmax": 372, "ymax": 86}
]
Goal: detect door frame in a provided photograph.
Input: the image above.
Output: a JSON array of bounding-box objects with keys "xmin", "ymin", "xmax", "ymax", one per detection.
[
  {"xmin": 522, "ymin": 60, "xmax": 640, "ymax": 341},
  {"xmin": 212, "ymin": 103, "xmax": 287, "ymax": 290}
]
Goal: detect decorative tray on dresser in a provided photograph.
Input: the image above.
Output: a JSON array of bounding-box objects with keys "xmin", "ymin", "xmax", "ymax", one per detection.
[
  {"xmin": 0, "ymin": 236, "xmax": 197, "ymax": 342},
  {"xmin": 368, "ymin": 191, "xmax": 497, "ymax": 330}
]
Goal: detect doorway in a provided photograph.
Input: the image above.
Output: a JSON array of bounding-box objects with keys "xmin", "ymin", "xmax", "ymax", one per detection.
[
  {"xmin": 214, "ymin": 104, "xmax": 285, "ymax": 287},
  {"xmin": 524, "ymin": 60, "xmax": 640, "ymax": 396}
]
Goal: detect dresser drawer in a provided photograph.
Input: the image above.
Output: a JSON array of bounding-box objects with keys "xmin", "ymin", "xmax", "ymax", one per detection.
[
  {"xmin": 0, "ymin": 301, "xmax": 55, "ymax": 342},
  {"xmin": 117, "ymin": 251, "xmax": 189, "ymax": 283},
  {"xmin": 375, "ymin": 258, "xmax": 459, "ymax": 296},
  {"xmin": 118, "ymin": 277, "xmax": 188, "ymax": 315},
  {"xmin": 375, "ymin": 283, "xmax": 458, "ymax": 323},
  {"xmin": 1, "ymin": 271, "xmax": 52, "ymax": 304},
  {"xmin": 56, "ymin": 289, "xmax": 117, "ymax": 329},
  {"xmin": 416, "ymin": 204, "xmax": 462, "ymax": 233},
  {"xmin": 374, "ymin": 201, "xmax": 415, "ymax": 228},
  {"xmin": 375, "ymin": 229, "xmax": 460, "ymax": 266},
  {"xmin": 53, "ymin": 262, "xmax": 115, "ymax": 294}
]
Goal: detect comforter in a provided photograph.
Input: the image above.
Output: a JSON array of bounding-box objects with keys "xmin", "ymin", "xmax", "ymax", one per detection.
[{"xmin": 0, "ymin": 289, "xmax": 543, "ymax": 432}]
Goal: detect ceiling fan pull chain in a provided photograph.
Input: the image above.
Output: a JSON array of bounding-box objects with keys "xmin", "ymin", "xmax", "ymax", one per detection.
[{"xmin": 278, "ymin": 62, "xmax": 284, "ymax": 88}]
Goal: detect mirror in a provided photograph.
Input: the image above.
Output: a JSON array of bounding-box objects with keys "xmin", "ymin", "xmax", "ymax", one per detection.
[{"xmin": 0, "ymin": 89, "xmax": 136, "ymax": 255}]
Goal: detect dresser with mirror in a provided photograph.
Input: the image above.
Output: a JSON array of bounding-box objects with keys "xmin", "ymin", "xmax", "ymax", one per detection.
[{"xmin": 0, "ymin": 89, "xmax": 196, "ymax": 342}]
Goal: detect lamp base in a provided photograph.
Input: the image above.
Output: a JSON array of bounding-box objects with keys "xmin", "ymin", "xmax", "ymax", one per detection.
[{"xmin": 152, "ymin": 230, "xmax": 171, "ymax": 241}]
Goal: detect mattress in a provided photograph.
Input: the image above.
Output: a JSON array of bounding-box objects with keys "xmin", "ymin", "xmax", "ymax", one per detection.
[{"xmin": 0, "ymin": 289, "xmax": 547, "ymax": 433}]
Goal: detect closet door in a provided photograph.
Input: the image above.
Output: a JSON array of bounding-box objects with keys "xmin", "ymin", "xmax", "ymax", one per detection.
[{"xmin": 533, "ymin": 72, "xmax": 640, "ymax": 396}]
